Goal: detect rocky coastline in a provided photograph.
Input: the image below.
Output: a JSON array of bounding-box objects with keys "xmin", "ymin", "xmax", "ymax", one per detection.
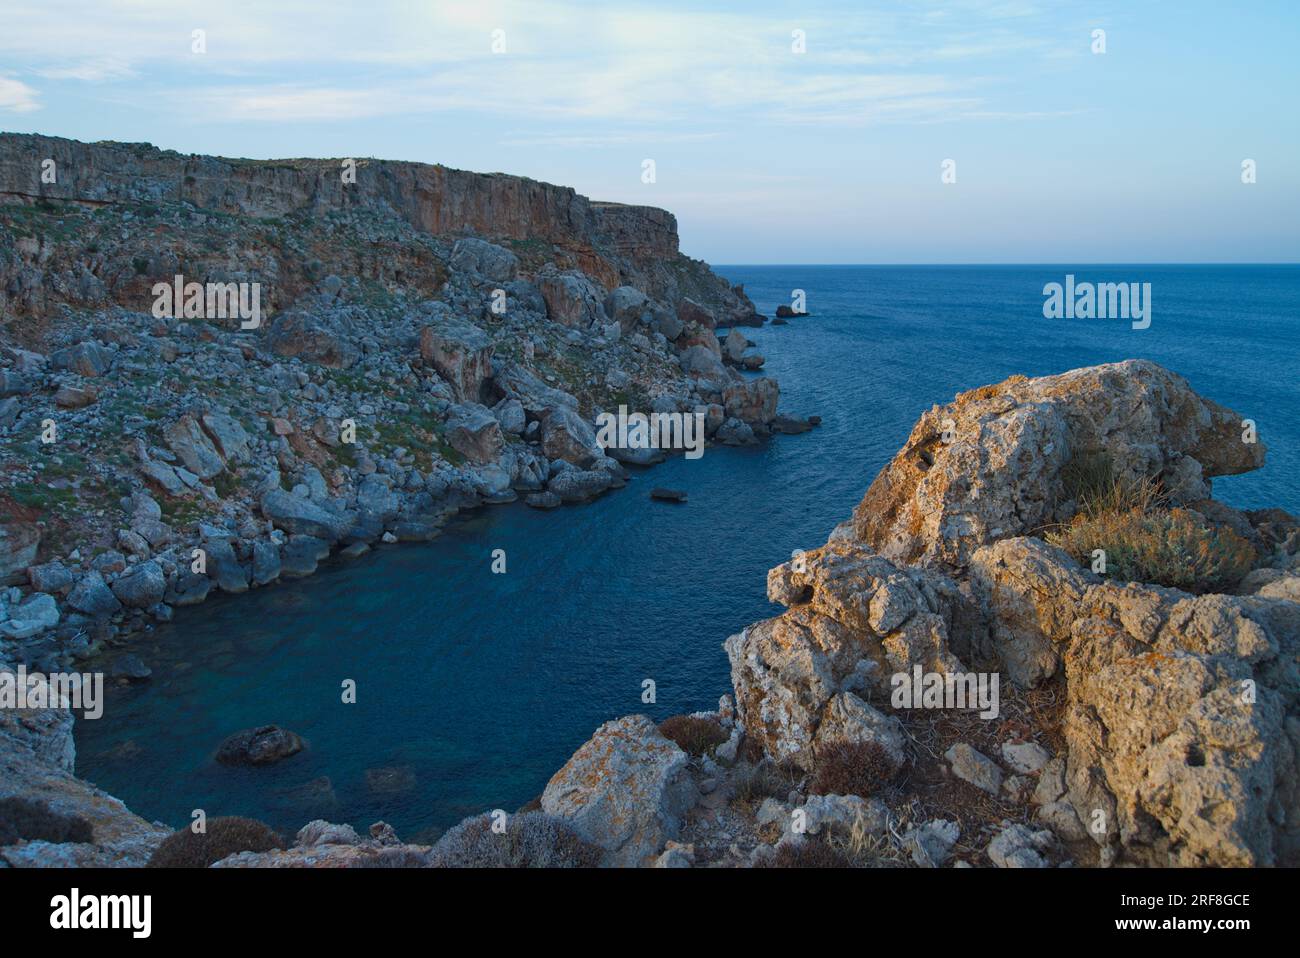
[
  {"xmin": 0, "ymin": 133, "xmax": 804, "ymax": 677},
  {"xmin": 2, "ymin": 138, "xmax": 1297, "ymax": 870}
]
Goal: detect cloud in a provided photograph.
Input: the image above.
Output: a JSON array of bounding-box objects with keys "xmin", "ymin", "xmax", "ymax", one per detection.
[
  {"xmin": 0, "ymin": 76, "xmax": 40, "ymax": 112},
  {"xmin": 35, "ymin": 57, "xmax": 136, "ymax": 82},
  {"xmin": 0, "ymin": 0, "xmax": 1084, "ymax": 127}
]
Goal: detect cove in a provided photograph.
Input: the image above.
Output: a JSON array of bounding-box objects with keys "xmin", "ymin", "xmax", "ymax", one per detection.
[{"xmin": 75, "ymin": 265, "xmax": 1300, "ymax": 841}]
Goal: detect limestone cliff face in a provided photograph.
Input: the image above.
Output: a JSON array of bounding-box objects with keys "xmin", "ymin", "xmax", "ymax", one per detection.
[{"xmin": 0, "ymin": 133, "xmax": 735, "ymax": 313}]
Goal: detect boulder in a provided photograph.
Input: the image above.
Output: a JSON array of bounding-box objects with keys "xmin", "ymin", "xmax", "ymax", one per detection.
[
  {"xmin": 216, "ymin": 725, "xmax": 305, "ymax": 766},
  {"xmin": 265, "ymin": 310, "xmax": 360, "ymax": 368},
  {"xmin": 547, "ymin": 469, "xmax": 612, "ymax": 503},
  {"xmin": 260, "ymin": 490, "xmax": 350, "ymax": 542},
  {"xmin": 944, "ymin": 743, "xmax": 1004, "ymax": 795},
  {"xmin": 852, "ymin": 360, "xmax": 1266, "ymax": 568},
  {"xmin": 109, "ymin": 559, "xmax": 166, "ymax": 609},
  {"xmin": 449, "ymin": 238, "xmax": 519, "ymax": 284},
  {"xmin": 164, "ymin": 414, "xmax": 226, "ymax": 479},
  {"xmin": 537, "ymin": 269, "xmax": 607, "ymax": 329},
  {"xmin": 676, "ymin": 297, "xmax": 716, "ymax": 330},
  {"xmin": 446, "ymin": 403, "xmax": 504, "ymax": 465},
  {"xmin": 541, "ymin": 406, "xmax": 600, "ymax": 467},
  {"xmin": 50, "ymin": 341, "xmax": 112, "ymax": 378},
  {"xmin": 541, "ymin": 715, "xmax": 696, "ymax": 866},
  {"xmin": 0, "ymin": 593, "xmax": 59, "ymax": 639},
  {"xmin": 66, "ymin": 571, "xmax": 123, "ymax": 618},
  {"xmin": 201, "ymin": 411, "xmax": 251, "ymax": 462},
  {"xmin": 420, "ymin": 318, "xmax": 493, "ymax": 403}
]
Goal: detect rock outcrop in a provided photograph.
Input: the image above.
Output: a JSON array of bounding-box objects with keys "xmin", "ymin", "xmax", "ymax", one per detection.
[{"xmin": 852, "ymin": 361, "xmax": 1264, "ymax": 569}]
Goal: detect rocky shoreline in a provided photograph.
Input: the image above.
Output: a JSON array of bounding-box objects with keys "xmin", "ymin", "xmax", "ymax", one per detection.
[
  {"xmin": 2, "ymin": 137, "xmax": 1296, "ymax": 870},
  {"xmin": 4, "ymin": 356, "xmax": 1298, "ymax": 868},
  {"xmin": 0, "ymin": 134, "xmax": 808, "ymax": 677}
]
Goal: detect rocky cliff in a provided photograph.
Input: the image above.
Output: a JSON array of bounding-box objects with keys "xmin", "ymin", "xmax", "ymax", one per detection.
[
  {"xmin": 4, "ymin": 360, "xmax": 1295, "ymax": 869},
  {"xmin": 0, "ymin": 133, "xmax": 754, "ymax": 320}
]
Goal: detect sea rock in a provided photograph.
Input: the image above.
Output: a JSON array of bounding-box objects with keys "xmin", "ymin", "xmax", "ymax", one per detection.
[
  {"xmin": 541, "ymin": 715, "xmax": 696, "ymax": 867},
  {"xmin": 260, "ymin": 489, "xmax": 350, "ymax": 542},
  {"xmin": 216, "ymin": 725, "xmax": 305, "ymax": 766},
  {"xmin": 66, "ymin": 571, "xmax": 123, "ymax": 618},
  {"xmin": 541, "ymin": 406, "xmax": 600, "ymax": 467},
  {"xmin": 547, "ymin": 469, "xmax": 612, "ymax": 503},
  {"xmin": 109, "ymin": 559, "xmax": 166, "ymax": 609}
]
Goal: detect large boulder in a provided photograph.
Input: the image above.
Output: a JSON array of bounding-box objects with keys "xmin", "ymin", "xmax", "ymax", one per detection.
[
  {"xmin": 50, "ymin": 341, "xmax": 112, "ymax": 378},
  {"xmin": 726, "ymin": 539, "xmax": 967, "ymax": 767},
  {"xmin": 541, "ymin": 406, "xmax": 600, "ymax": 467},
  {"xmin": 164, "ymin": 414, "xmax": 226, "ymax": 479},
  {"xmin": 541, "ymin": 715, "xmax": 696, "ymax": 866},
  {"xmin": 109, "ymin": 559, "xmax": 167, "ymax": 609},
  {"xmin": 265, "ymin": 310, "xmax": 360, "ymax": 369},
  {"xmin": 446, "ymin": 403, "xmax": 504, "ymax": 465},
  {"xmin": 449, "ymin": 238, "xmax": 519, "ymax": 284},
  {"xmin": 537, "ymin": 269, "xmax": 607, "ymax": 329},
  {"xmin": 851, "ymin": 361, "xmax": 1265, "ymax": 568},
  {"xmin": 260, "ymin": 489, "xmax": 351, "ymax": 542},
  {"xmin": 420, "ymin": 318, "xmax": 493, "ymax": 403},
  {"xmin": 723, "ymin": 377, "xmax": 779, "ymax": 425}
]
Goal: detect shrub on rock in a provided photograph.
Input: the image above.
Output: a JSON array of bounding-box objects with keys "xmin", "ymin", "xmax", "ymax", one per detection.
[
  {"xmin": 0, "ymin": 796, "xmax": 94, "ymax": 845},
  {"xmin": 147, "ymin": 816, "xmax": 285, "ymax": 868},
  {"xmin": 809, "ymin": 740, "xmax": 897, "ymax": 798},
  {"xmin": 428, "ymin": 811, "xmax": 602, "ymax": 868},
  {"xmin": 1047, "ymin": 506, "xmax": 1255, "ymax": 594},
  {"xmin": 657, "ymin": 715, "xmax": 728, "ymax": 757}
]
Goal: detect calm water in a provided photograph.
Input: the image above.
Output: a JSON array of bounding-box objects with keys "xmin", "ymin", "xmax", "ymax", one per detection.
[{"xmin": 76, "ymin": 265, "xmax": 1300, "ymax": 839}]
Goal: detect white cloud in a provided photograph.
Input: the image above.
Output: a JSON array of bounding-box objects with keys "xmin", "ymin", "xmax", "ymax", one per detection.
[
  {"xmin": 0, "ymin": 76, "xmax": 41, "ymax": 112},
  {"xmin": 0, "ymin": 0, "xmax": 1081, "ymax": 126}
]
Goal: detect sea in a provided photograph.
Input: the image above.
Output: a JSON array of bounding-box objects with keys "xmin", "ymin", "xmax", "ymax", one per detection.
[{"xmin": 75, "ymin": 264, "xmax": 1300, "ymax": 840}]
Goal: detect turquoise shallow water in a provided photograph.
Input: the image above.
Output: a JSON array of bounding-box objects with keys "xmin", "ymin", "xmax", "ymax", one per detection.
[{"xmin": 75, "ymin": 265, "xmax": 1300, "ymax": 839}]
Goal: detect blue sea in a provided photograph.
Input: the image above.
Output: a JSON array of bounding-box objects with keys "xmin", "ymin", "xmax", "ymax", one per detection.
[{"xmin": 75, "ymin": 265, "xmax": 1300, "ymax": 840}]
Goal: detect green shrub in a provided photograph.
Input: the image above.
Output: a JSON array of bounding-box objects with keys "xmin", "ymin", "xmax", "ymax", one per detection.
[
  {"xmin": 1048, "ymin": 506, "xmax": 1256, "ymax": 594},
  {"xmin": 658, "ymin": 715, "xmax": 729, "ymax": 757},
  {"xmin": 147, "ymin": 816, "xmax": 286, "ymax": 868},
  {"xmin": 809, "ymin": 741, "xmax": 897, "ymax": 798},
  {"xmin": 0, "ymin": 797, "xmax": 94, "ymax": 845},
  {"xmin": 427, "ymin": 811, "xmax": 602, "ymax": 868}
]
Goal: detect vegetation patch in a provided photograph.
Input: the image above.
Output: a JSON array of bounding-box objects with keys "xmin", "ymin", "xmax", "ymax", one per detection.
[
  {"xmin": 809, "ymin": 740, "xmax": 897, "ymax": 798},
  {"xmin": 147, "ymin": 816, "xmax": 286, "ymax": 868},
  {"xmin": 658, "ymin": 715, "xmax": 729, "ymax": 756}
]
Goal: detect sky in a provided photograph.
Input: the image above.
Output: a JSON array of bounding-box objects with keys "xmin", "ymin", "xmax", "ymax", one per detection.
[{"xmin": 1, "ymin": 0, "xmax": 1296, "ymax": 264}]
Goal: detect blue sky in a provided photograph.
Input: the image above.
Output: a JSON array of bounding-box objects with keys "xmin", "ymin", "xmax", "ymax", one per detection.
[{"xmin": 1, "ymin": 0, "xmax": 1296, "ymax": 263}]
